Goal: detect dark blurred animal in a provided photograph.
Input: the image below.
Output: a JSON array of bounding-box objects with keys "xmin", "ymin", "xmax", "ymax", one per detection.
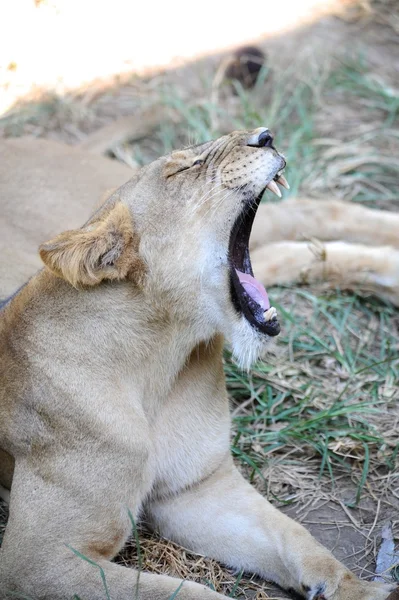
[{"xmin": 225, "ymin": 46, "xmax": 267, "ymax": 89}]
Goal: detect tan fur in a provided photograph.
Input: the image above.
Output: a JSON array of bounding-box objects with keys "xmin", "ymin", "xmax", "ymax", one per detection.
[
  {"xmin": 40, "ymin": 202, "xmax": 144, "ymax": 287},
  {"xmin": 0, "ymin": 138, "xmax": 133, "ymax": 300},
  {"xmin": 251, "ymin": 240, "xmax": 399, "ymax": 306},
  {"xmin": 0, "ymin": 134, "xmax": 397, "ymax": 600}
]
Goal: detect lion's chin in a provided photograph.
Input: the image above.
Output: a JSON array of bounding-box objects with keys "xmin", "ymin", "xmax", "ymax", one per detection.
[{"xmin": 228, "ymin": 315, "xmax": 276, "ymax": 371}]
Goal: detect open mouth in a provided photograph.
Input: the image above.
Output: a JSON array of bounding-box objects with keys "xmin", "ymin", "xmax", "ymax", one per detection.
[{"xmin": 229, "ymin": 171, "xmax": 289, "ymax": 337}]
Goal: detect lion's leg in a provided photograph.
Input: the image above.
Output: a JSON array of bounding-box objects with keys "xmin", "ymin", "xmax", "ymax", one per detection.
[
  {"xmin": 148, "ymin": 457, "xmax": 395, "ymax": 600},
  {"xmin": 0, "ymin": 460, "xmax": 226, "ymax": 600},
  {"xmin": 250, "ymin": 199, "xmax": 399, "ymax": 248},
  {"xmin": 251, "ymin": 240, "xmax": 399, "ymax": 306}
]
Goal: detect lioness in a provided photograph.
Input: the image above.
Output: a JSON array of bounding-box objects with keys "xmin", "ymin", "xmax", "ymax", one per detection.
[{"xmin": 0, "ymin": 129, "xmax": 397, "ymax": 600}]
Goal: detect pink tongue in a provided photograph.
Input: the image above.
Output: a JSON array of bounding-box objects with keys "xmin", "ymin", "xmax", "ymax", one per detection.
[{"xmin": 236, "ymin": 270, "xmax": 270, "ymax": 310}]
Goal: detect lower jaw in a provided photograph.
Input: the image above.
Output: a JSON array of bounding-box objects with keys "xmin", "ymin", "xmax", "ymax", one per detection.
[{"xmin": 229, "ymin": 273, "xmax": 280, "ymax": 337}]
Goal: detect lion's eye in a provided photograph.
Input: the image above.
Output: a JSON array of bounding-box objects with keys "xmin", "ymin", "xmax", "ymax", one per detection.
[{"xmin": 193, "ymin": 159, "xmax": 203, "ymax": 167}]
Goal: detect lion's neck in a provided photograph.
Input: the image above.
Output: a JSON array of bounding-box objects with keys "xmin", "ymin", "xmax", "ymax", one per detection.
[{"xmin": 7, "ymin": 270, "xmax": 214, "ymax": 406}]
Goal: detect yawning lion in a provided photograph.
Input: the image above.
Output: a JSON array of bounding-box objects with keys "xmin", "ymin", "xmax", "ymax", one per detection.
[{"xmin": 0, "ymin": 130, "xmax": 396, "ymax": 600}]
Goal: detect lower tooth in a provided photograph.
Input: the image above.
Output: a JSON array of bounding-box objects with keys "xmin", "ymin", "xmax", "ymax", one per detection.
[{"xmin": 264, "ymin": 307, "xmax": 277, "ymax": 321}]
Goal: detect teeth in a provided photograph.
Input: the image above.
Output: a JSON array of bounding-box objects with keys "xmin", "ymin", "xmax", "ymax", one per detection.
[
  {"xmin": 266, "ymin": 180, "xmax": 282, "ymax": 198},
  {"xmin": 263, "ymin": 307, "xmax": 277, "ymax": 322},
  {"xmin": 277, "ymin": 175, "xmax": 290, "ymax": 190}
]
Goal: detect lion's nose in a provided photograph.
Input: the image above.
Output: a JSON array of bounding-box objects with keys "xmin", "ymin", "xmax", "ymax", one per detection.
[
  {"xmin": 247, "ymin": 128, "xmax": 274, "ymax": 148},
  {"xmin": 257, "ymin": 130, "xmax": 274, "ymax": 147}
]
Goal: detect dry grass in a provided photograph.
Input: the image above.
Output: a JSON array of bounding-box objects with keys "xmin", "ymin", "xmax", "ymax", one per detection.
[
  {"xmin": 118, "ymin": 528, "xmax": 275, "ymax": 599},
  {"xmin": 0, "ymin": 1, "xmax": 398, "ymax": 597}
]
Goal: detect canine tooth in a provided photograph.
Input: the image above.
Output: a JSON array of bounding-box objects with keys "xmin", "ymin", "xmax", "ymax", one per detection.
[
  {"xmin": 266, "ymin": 181, "xmax": 282, "ymax": 198},
  {"xmin": 277, "ymin": 175, "xmax": 290, "ymax": 190},
  {"xmin": 264, "ymin": 307, "xmax": 277, "ymax": 321}
]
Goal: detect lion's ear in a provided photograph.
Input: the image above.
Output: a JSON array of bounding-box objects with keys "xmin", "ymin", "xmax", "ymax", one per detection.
[{"xmin": 39, "ymin": 203, "xmax": 143, "ymax": 287}]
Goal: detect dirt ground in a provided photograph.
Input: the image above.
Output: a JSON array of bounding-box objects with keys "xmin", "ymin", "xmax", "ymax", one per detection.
[{"xmin": 0, "ymin": 1, "xmax": 398, "ymax": 598}]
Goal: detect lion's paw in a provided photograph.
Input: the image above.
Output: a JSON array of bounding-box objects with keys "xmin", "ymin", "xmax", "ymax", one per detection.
[{"xmin": 307, "ymin": 577, "xmax": 397, "ymax": 600}]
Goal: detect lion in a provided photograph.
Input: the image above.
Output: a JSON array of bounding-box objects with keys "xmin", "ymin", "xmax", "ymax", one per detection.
[{"xmin": 0, "ymin": 130, "xmax": 398, "ymax": 600}]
